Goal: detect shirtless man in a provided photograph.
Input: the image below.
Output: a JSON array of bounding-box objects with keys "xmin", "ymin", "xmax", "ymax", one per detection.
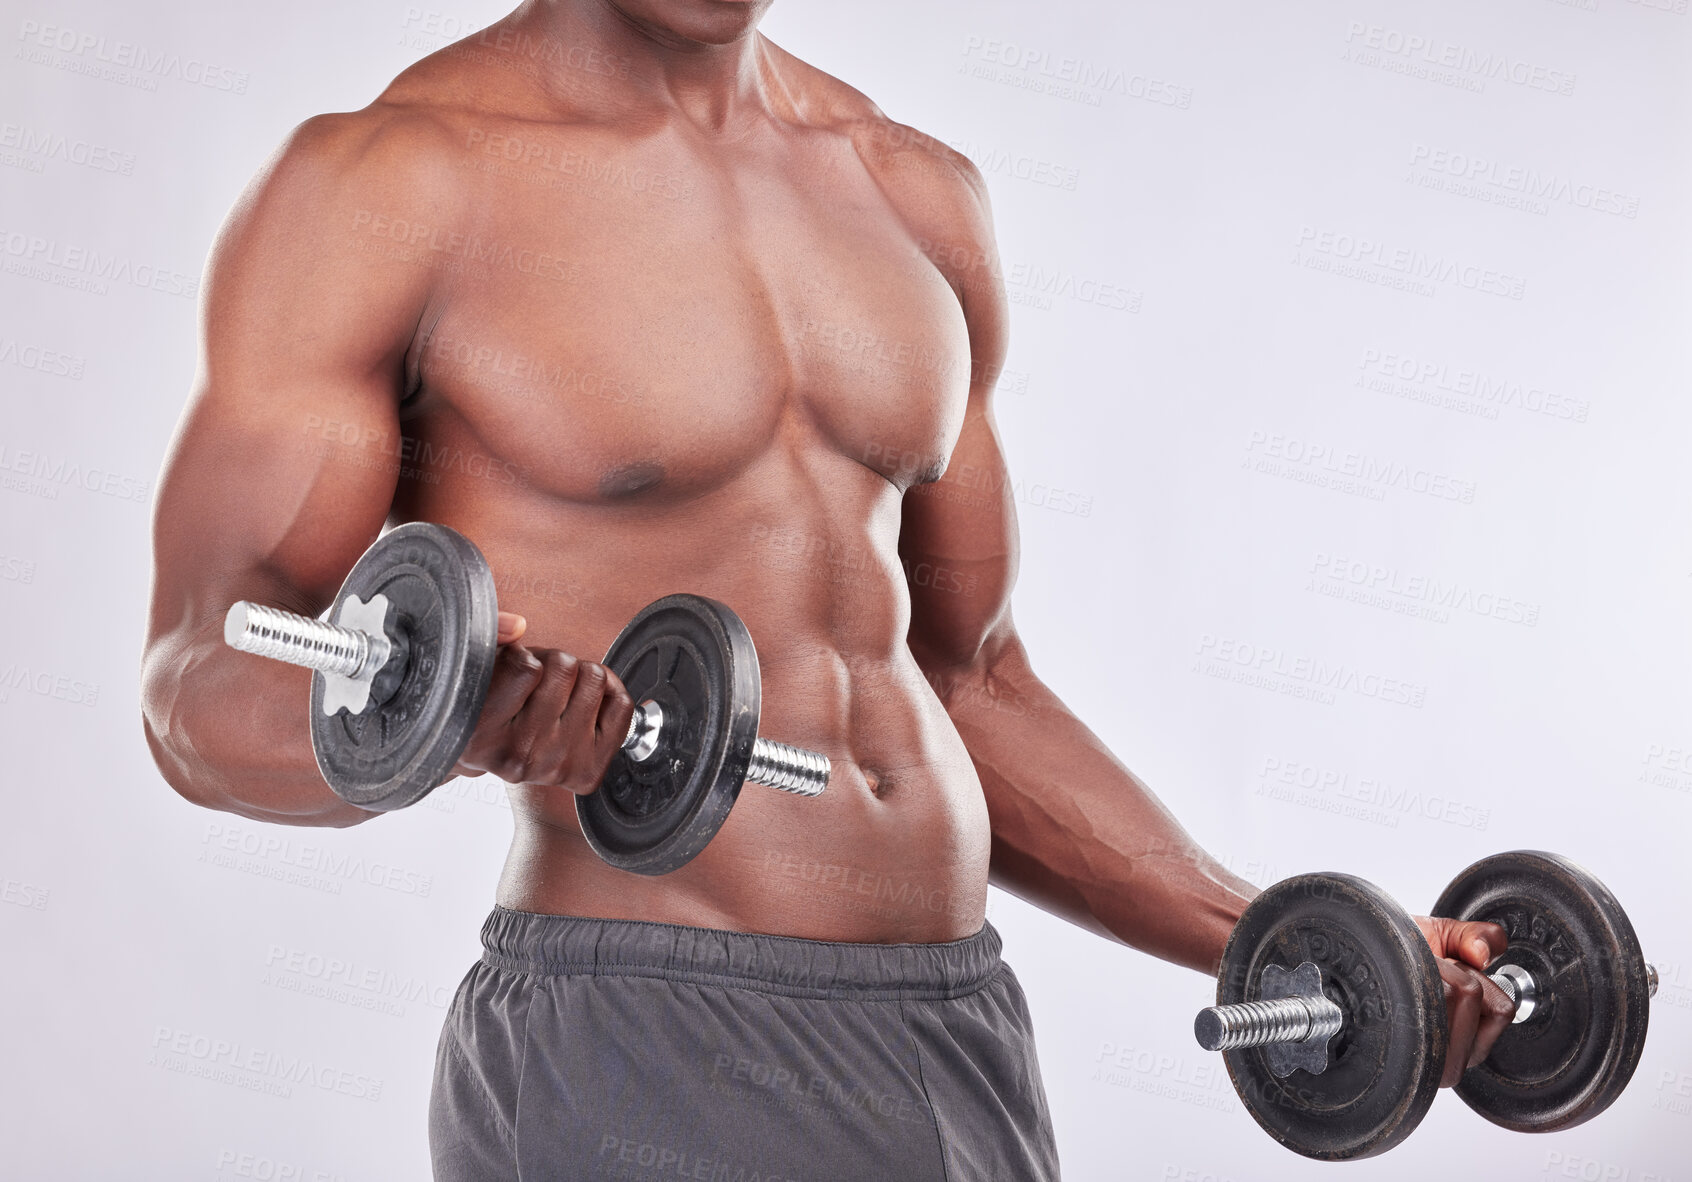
[{"xmin": 140, "ymin": 1, "xmax": 1514, "ymax": 1176}]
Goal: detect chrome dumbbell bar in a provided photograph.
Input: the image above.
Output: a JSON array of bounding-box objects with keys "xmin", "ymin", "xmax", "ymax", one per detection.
[
  {"xmin": 1196, "ymin": 960, "xmax": 1660, "ymax": 1066},
  {"xmin": 224, "ymin": 600, "xmax": 828, "ymax": 797}
]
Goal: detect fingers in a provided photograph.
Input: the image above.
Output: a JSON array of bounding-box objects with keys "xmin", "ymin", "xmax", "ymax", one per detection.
[
  {"xmin": 548, "ymin": 655, "xmax": 609, "ymax": 792},
  {"xmin": 1437, "ymin": 958, "xmax": 1516, "ymax": 1086},
  {"xmin": 546, "ymin": 658, "xmax": 633, "ymax": 795},
  {"xmin": 465, "ymin": 646, "xmax": 628, "ymax": 793},
  {"xmin": 1438, "ymin": 958, "xmax": 1483, "ymax": 1087},
  {"xmin": 497, "ymin": 611, "xmax": 527, "ymax": 645},
  {"xmin": 502, "ymin": 650, "xmax": 588, "ymax": 782},
  {"xmin": 559, "ymin": 662, "xmax": 633, "ymax": 770},
  {"xmin": 1416, "ymin": 914, "xmax": 1516, "ymax": 1085},
  {"xmin": 552, "ymin": 662, "xmax": 636, "ymax": 795},
  {"xmin": 1416, "ymin": 915, "xmax": 1509, "ymax": 970},
  {"xmin": 480, "ymin": 643, "xmax": 549, "ymax": 732},
  {"xmin": 1470, "ymin": 974, "xmax": 1515, "ymax": 1070},
  {"xmin": 594, "ymin": 666, "xmax": 637, "ymax": 778},
  {"xmin": 1449, "ymin": 920, "xmax": 1509, "ymax": 969}
]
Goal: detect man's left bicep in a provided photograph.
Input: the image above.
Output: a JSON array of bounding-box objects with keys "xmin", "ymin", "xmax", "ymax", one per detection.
[{"xmin": 900, "ymin": 405, "xmax": 1021, "ymax": 670}]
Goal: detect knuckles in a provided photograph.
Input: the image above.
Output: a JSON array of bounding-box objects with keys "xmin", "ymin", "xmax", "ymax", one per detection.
[
  {"xmin": 1442, "ymin": 962, "xmax": 1483, "ymax": 999},
  {"xmin": 539, "ymin": 649, "xmax": 580, "ymax": 682},
  {"xmin": 497, "ymin": 644, "xmax": 546, "ymax": 687}
]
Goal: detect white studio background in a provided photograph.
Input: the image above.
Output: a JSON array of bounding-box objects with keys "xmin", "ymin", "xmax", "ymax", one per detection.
[{"xmin": 2, "ymin": 0, "xmax": 1688, "ymax": 1179}]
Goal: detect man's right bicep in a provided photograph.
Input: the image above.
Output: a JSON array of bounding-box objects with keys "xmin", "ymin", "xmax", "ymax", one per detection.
[
  {"xmin": 153, "ymin": 112, "xmax": 440, "ymax": 621},
  {"xmin": 152, "ymin": 376, "xmax": 400, "ymax": 624}
]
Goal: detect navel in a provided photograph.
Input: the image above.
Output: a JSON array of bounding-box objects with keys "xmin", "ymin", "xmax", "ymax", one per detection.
[{"xmin": 598, "ymin": 459, "xmax": 666, "ymax": 499}]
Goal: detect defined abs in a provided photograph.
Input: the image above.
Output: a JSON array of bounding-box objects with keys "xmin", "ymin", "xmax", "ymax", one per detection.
[{"xmin": 500, "ymin": 657, "xmax": 991, "ymax": 943}]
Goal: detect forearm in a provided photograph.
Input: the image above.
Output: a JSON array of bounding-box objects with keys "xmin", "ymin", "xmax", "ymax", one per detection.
[
  {"xmin": 925, "ymin": 635, "xmax": 1255, "ymax": 975},
  {"xmin": 142, "ymin": 621, "xmax": 375, "ymax": 828}
]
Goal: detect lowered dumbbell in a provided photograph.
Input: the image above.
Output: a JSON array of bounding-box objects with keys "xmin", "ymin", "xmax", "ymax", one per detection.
[
  {"xmin": 222, "ymin": 521, "xmax": 830, "ymax": 875},
  {"xmin": 1190, "ymin": 851, "xmax": 1655, "ymax": 1160},
  {"xmin": 1431, "ymin": 850, "xmax": 1655, "ymax": 1134}
]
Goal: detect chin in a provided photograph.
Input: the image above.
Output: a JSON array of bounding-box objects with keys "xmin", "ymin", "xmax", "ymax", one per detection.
[{"xmin": 611, "ymin": 0, "xmax": 773, "ymax": 46}]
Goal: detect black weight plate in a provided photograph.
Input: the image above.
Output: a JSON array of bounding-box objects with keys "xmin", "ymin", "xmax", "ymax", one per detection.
[
  {"xmin": 577, "ymin": 594, "xmax": 761, "ymax": 875},
  {"xmin": 1433, "ymin": 850, "xmax": 1651, "ymax": 1133},
  {"xmin": 310, "ymin": 522, "xmax": 498, "ymax": 811},
  {"xmin": 1218, "ymin": 873, "xmax": 1447, "ymax": 1161}
]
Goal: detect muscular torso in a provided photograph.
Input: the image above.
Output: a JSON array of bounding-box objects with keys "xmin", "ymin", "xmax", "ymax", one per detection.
[{"xmin": 364, "ymin": 33, "xmax": 990, "ymax": 941}]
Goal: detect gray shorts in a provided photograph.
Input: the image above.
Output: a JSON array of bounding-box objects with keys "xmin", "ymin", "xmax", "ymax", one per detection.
[{"xmin": 430, "ymin": 907, "xmax": 1060, "ymax": 1181}]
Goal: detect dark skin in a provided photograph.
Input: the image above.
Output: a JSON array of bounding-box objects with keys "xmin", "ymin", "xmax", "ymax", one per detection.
[{"xmin": 139, "ymin": 0, "xmax": 1512, "ymax": 1089}]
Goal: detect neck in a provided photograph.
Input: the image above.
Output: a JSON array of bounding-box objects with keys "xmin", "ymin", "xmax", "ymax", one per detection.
[{"xmin": 514, "ymin": 0, "xmax": 774, "ymax": 131}]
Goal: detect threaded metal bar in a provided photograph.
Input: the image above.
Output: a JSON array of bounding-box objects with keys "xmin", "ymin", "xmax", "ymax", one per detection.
[
  {"xmin": 1195, "ymin": 994, "xmax": 1344, "ymax": 1053},
  {"xmin": 1200, "ymin": 957, "xmax": 1660, "ymax": 1053},
  {"xmin": 747, "ymin": 738, "xmax": 830, "ymax": 796},
  {"xmin": 230, "ymin": 608, "xmax": 833, "ymax": 796},
  {"xmin": 621, "ymin": 702, "xmax": 828, "ymax": 796},
  {"xmin": 1201, "ymin": 956, "xmax": 1659, "ymax": 1056},
  {"xmin": 225, "ymin": 601, "xmax": 372, "ymax": 677}
]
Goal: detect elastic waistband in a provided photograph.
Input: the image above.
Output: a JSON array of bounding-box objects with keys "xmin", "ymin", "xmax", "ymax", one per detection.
[{"xmin": 479, "ymin": 907, "xmax": 1003, "ymax": 1001}]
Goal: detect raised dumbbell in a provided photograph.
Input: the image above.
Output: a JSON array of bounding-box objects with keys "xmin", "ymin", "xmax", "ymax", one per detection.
[
  {"xmin": 222, "ymin": 521, "xmax": 830, "ymax": 875},
  {"xmin": 1190, "ymin": 851, "xmax": 1655, "ymax": 1160}
]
